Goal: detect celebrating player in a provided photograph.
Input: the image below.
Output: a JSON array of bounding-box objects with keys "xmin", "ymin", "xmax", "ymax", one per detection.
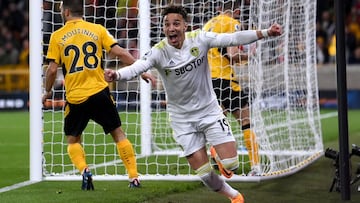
[
  {"xmin": 105, "ymin": 4, "xmax": 281, "ymax": 203},
  {"xmin": 42, "ymin": 0, "xmax": 155, "ymax": 190},
  {"xmin": 203, "ymin": 0, "xmax": 261, "ymax": 176}
]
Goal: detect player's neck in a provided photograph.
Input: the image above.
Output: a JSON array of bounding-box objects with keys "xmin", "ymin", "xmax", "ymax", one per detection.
[{"xmin": 65, "ymin": 16, "xmax": 83, "ymax": 22}]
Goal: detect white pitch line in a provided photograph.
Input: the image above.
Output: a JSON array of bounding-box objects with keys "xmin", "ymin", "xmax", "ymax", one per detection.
[
  {"xmin": 0, "ymin": 180, "xmax": 40, "ymax": 193},
  {"xmin": 320, "ymin": 111, "xmax": 338, "ymax": 119}
]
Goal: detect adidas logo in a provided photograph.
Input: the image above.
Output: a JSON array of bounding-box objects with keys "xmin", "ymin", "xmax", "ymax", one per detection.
[{"xmin": 168, "ymin": 60, "xmax": 175, "ymax": 66}]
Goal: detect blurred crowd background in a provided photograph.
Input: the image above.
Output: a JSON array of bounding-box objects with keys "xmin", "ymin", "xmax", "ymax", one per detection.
[
  {"xmin": 2, "ymin": 0, "xmax": 360, "ymax": 66},
  {"xmin": 0, "ymin": 0, "xmax": 29, "ymax": 66},
  {"xmin": 317, "ymin": 0, "xmax": 360, "ymax": 65},
  {"xmin": 0, "ymin": 0, "xmax": 360, "ymax": 93}
]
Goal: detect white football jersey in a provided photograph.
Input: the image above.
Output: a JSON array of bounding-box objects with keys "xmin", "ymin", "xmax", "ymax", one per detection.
[{"xmin": 118, "ymin": 29, "xmax": 259, "ymax": 121}]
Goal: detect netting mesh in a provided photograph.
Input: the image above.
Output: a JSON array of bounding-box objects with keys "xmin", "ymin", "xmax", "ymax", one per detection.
[{"xmin": 41, "ymin": 0, "xmax": 323, "ymax": 181}]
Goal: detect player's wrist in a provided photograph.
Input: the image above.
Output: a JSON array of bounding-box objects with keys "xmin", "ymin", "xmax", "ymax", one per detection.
[
  {"xmin": 115, "ymin": 71, "xmax": 120, "ymax": 81},
  {"xmin": 44, "ymin": 89, "xmax": 52, "ymax": 94},
  {"xmin": 261, "ymin": 29, "xmax": 269, "ymax": 38}
]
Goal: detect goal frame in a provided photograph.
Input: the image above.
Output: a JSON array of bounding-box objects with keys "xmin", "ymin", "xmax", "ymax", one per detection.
[
  {"xmin": 30, "ymin": 0, "xmax": 323, "ymax": 182},
  {"xmin": 29, "ymin": 0, "xmax": 155, "ymax": 182},
  {"xmin": 29, "ymin": 0, "xmax": 43, "ymax": 182}
]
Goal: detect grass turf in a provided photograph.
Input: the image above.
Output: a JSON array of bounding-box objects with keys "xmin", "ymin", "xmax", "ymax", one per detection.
[{"xmin": 0, "ymin": 110, "xmax": 360, "ymax": 202}]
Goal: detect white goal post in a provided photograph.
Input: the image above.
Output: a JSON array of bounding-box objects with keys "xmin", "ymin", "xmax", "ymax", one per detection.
[{"xmin": 30, "ymin": 0, "xmax": 323, "ymax": 182}]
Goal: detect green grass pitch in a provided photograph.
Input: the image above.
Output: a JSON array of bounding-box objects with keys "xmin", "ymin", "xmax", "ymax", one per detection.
[{"xmin": 0, "ymin": 110, "xmax": 360, "ymax": 202}]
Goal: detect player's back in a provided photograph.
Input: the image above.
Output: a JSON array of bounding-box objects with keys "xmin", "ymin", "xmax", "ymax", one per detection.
[
  {"xmin": 203, "ymin": 14, "xmax": 240, "ymax": 80},
  {"xmin": 48, "ymin": 19, "xmax": 115, "ymax": 104},
  {"xmin": 203, "ymin": 14, "xmax": 240, "ymax": 33}
]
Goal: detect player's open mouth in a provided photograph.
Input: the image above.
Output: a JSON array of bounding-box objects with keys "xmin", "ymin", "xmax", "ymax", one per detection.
[{"xmin": 169, "ymin": 35, "xmax": 178, "ymax": 43}]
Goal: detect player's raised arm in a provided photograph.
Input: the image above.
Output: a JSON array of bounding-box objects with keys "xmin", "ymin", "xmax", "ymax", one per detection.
[
  {"xmin": 108, "ymin": 44, "xmax": 157, "ymax": 86},
  {"xmin": 207, "ymin": 23, "xmax": 282, "ymax": 48},
  {"xmin": 109, "ymin": 45, "xmax": 136, "ymax": 65},
  {"xmin": 105, "ymin": 59, "xmax": 154, "ymax": 83}
]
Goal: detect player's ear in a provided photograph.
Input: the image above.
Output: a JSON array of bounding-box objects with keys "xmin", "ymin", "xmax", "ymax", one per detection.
[
  {"xmin": 184, "ymin": 22, "xmax": 188, "ymax": 31},
  {"xmin": 64, "ymin": 8, "xmax": 70, "ymax": 17}
]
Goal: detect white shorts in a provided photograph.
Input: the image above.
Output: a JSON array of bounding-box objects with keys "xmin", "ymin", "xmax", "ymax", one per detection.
[{"xmin": 170, "ymin": 112, "xmax": 235, "ymax": 157}]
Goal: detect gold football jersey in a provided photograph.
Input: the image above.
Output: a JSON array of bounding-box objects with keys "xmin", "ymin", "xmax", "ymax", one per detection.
[
  {"xmin": 47, "ymin": 19, "xmax": 117, "ymax": 104},
  {"xmin": 203, "ymin": 14, "xmax": 241, "ymax": 80}
]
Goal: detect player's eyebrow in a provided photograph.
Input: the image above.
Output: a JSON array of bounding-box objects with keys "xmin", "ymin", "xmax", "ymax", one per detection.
[{"xmin": 164, "ymin": 19, "xmax": 182, "ymax": 23}]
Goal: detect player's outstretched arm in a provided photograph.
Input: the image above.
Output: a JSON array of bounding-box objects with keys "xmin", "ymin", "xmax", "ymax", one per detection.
[
  {"xmin": 109, "ymin": 45, "xmax": 136, "ymax": 65},
  {"xmin": 208, "ymin": 23, "xmax": 282, "ymax": 48},
  {"xmin": 104, "ymin": 63, "xmax": 156, "ymax": 87},
  {"xmin": 108, "ymin": 45, "xmax": 156, "ymax": 86}
]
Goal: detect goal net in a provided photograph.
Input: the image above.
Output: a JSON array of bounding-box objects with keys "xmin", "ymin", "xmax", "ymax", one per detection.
[{"xmin": 39, "ymin": 0, "xmax": 323, "ymax": 181}]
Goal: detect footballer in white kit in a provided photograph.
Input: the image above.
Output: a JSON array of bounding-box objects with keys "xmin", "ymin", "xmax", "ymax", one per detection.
[
  {"xmin": 105, "ymin": 4, "xmax": 282, "ymax": 202},
  {"xmin": 117, "ymin": 29, "xmax": 263, "ymax": 156}
]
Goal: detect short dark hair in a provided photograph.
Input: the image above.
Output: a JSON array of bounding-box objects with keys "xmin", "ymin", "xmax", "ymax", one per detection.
[
  {"xmin": 63, "ymin": 0, "xmax": 83, "ymax": 17},
  {"xmin": 161, "ymin": 5, "xmax": 187, "ymax": 21}
]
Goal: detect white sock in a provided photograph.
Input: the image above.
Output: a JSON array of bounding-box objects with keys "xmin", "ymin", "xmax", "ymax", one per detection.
[{"xmin": 219, "ymin": 182, "xmax": 239, "ymax": 198}]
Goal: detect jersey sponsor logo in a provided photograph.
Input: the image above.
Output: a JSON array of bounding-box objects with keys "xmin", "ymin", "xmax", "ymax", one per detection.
[
  {"xmin": 164, "ymin": 69, "xmax": 171, "ymax": 76},
  {"xmin": 174, "ymin": 55, "xmax": 205, "ymax": 76}
]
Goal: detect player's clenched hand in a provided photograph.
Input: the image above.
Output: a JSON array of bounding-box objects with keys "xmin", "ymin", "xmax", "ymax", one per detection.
[
  {"xmin": 42, "ymin": 91, "xmax": 52, "ymax": 105},
  {"xmin": 104, "ymin": 69, "xmax": 118, "ymax": 82},
  {"xmin": 268, "ymin": 23, "xmax": 282, "ymax": 37}
]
